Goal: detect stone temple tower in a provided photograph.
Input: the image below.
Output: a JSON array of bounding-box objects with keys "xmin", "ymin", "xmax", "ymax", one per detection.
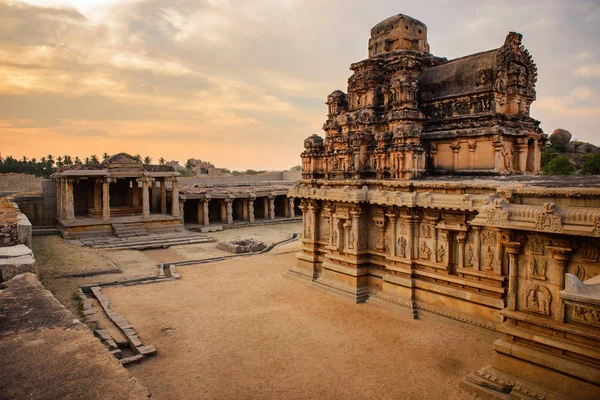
[{"xmin": 301, "ymin": 13, "xmax": 545, "ymax": 180}]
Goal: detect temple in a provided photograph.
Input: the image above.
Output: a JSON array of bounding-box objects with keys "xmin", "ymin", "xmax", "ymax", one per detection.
[
  {"xmin": 302, "ymin": 15, "xmax": 544, "ymax": 180},
  {"xmin": 54, "ymin": 153, "xmax": 183, "ymax": 238},
  {"xmin": 290, "ymin": 13, "xmax": 600, "ymax": 400}
]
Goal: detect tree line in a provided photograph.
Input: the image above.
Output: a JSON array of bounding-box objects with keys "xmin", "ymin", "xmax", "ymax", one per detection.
[{"xmin": 0, "ymin": 153, "xmax": 167, "ymax": 178}]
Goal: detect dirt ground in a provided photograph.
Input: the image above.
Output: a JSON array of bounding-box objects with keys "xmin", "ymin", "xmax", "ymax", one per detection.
[
  {"xmin": 32, "ymin": 223, "xmax": 301, "ymax": 315},
  {"xmin": 104, "ymin": 241, "xmax": 494, "ymax": 400}
]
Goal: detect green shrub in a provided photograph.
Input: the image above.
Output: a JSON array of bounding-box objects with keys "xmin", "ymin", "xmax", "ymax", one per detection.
[
  {"xmin": 580, "ymin": 153, "xmax": 600, "ymax": 175},
  {"xmin": 540, "ymin": 148, "xmax": 559, "ymax": 168},
  {"xmin": 542, "ymin": 155, "xmax": 575, "ymax": 175}
]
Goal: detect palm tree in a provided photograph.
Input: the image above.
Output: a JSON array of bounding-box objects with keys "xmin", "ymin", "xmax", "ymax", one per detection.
[
  {"xmin": 185, "ymin": 159, "xmax": 193, "ymax": 171},
  {"xmin": 102, "ymin": 152, "xmax": 109, "ymax": 161},
  {"xmin": 74, "ymin": 156, "xmax": 81, "ymax": 164},
  {"xmin": 56, "ymin": 156, "xmax": 63, "ymax": 167},
  {"xmin": 63, "ymin": 155, "xmax": 73, "ymax": 166},
  {"xmin": 159, "ymin": 157, "xmax": 165, "ymax": 165},
  {"xmin": 143, "ymin": 156, "xmax": 152, "ymax": 165},
  {"xmin": 90, "ymin": 155, "xmax": 99, "ymax": 165}
]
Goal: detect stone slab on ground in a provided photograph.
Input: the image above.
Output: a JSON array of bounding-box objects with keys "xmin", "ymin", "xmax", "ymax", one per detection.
[{"xmin": 0, "ymin": 273, "xmax": 149, "ymax": 400}]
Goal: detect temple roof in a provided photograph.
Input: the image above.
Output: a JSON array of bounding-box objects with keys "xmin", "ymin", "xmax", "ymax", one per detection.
[{"xmin": 417, "ymin": 49, "xmax": 498, "ymax": 101}]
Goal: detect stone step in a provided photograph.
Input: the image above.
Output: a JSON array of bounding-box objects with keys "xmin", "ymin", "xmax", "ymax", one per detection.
[
  {"xmin": 92, "ymin": 237, "xmax": 213, "ymax": 250},
  {"xmin": 85, "ymin": 232, "xmax": 206, "ymax": 246}
]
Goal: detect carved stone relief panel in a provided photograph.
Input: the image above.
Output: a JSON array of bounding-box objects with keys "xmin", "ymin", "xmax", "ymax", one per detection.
[
  {"xmin": 481, "ymin": 230, "xmax": 497, "ymax": 246},
  {"xmin": 419, "ymin": 241, "xmax": 432, "ymax": 260},
  {"xmin": 523, "ymin": 283, "xmax": 552, "ymax": 316},
  {"xmin": 483, "ymin": 246, "xmax": 495, "ymax": 271},
  {"xmin": 398, "ymin": 236, "xmax": 408, "ymax": 258},
  {"xmin": 527, "ymin": 258, "xmax": 547, "ymax": 281},
  {"xmin": 528, "ymin": 236, "xmax": 545, "ymax": 255},
  {"xmin": 573, "ymin": 306, "xmax": 600, "ymax": 327}
]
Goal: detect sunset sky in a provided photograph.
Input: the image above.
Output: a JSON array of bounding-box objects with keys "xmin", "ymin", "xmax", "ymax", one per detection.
[{"xmin": 1, "ymin": 0, "xmax": 599, "ymax": 170}]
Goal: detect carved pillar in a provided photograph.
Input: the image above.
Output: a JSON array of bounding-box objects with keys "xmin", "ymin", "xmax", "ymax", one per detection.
[
  {"xmin": 203, "ymin": 199, "xmax": 210, "ymax": 226},
  {"xmin": 343, "ymin": 219, "xmax": 353, "ymax": 254},
  {"xmin": 102, "ymin": 178, "xmax": 111, "ymax": 221},
  {"xmin": 506, "ymin": 243, "xmax": 522, "ymax": 311},
  {"xmin": 517, "ymin": 142, "xmax": 528, "ymax": 173},
  {"xmin": 60, "ymin": 178, "xmax": 67, "ymax": 220},
  {"xmin": 549, "ymin": 247, "xmax": 572, "ymax": 322},
  {"xmin": 494, "ymin": 141, "xmax": 504, "ymax": 172},
  {"xmin": 65, "ymin": 178, "xmax": 75, "ymax": 222},
  {"xmin": 373, "ymin": 215, "xmax": 386, "ymax": 253},
  {"xmin": 473, "ymin": 227, "xmax": 481, "ymax": 270},
  {"xmin": 289, "ymin": 197, "xmax": 295, "ymax": 218},
  {"xmin": 171, "ymin": 178, "xmax": 180, "ymax": 218},
  {"xmin": 468, "ymin": 142, "xmax": 477, "ymax": 170},
  {"xmin": 451, "ymin": 143, "xmax": 461, "ymax": 171},
  {"xmin": 225, "ymin": 197, "xmax": 233, "ymax": 225},
  {"xmin": 386, "ymin": 213, "xmax": 398, "ymax": 257},
  {"xmin": 220, "ymin": 200, "xmax": 227, "ymax": 223},
  {"xmin": 268, "ymin": 196, "xmax": 275, "ymax": 220},
  {"xmin": 160, "ymin": 179, "xmax": 167, "ymax": 214},
  {"xmin": 248, "ymin": 198, "xmax": 255, "ymax": 224},
  {"xmin": 457, "ymin": 232, "xmax": 467, "ymax": 269},
  {"xmin": 140, "ymin": 177, "xmax": 150, "ymax": 218}
]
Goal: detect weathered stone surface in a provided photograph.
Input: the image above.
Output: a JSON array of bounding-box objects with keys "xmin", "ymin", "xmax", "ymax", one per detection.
[
  {"xmin": 0, "ymin": 244, "xmax": 32, "ymax": 258},
  {"xmin": 550, "ymin": 128, "xmax": 572, "ymax": 144},
  {"xmin": 217, "ymin": 238, "xmax": 266, "ymax": 254},
  {"xmin": 0, "ymin": 273, "xmax": 149, "ymax": 399}
]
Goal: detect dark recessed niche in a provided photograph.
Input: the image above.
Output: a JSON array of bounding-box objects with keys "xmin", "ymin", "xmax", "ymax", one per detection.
[{"xmin": 405, "ymin": 25, "xmax": 409, "ymax": 30}]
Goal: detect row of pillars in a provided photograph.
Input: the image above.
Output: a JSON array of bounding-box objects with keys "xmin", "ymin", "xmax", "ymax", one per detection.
[
  {"xmin": 56, "ymin": 177, "xmax": 180, "ymax": 222},
  {"xmin": 193, "ymin": 196, "xmax": 296, "ymax": 226}
]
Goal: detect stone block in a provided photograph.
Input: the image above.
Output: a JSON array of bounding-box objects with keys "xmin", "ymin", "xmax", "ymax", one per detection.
[{"xmin": 136, "ymin": 345, "xmax": 157, "ymax": 356}]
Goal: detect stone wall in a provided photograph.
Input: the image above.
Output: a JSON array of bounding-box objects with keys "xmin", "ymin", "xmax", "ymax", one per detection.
[
  {"xmin": 0, "ymin": 173, "xmax": 42, "ymax": 193},
  {"xmin": 179, "ymin": 171, "xmax": 300, "ymax": 188},
  {"xmin": 0, "ymin": 222, "xmax": 18, "ymax": 246}
]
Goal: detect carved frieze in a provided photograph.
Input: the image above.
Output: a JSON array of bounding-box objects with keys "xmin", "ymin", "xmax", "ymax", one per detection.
[
  {"xmin": 535, "ymin": 203, "xmax": 562, "ymax": 232},
  {"xmin": 481, "ymin": 231, "xmax": 497, "ymax": 246},
  {"xmin": 583, "ymin": 244, "xmax": 600, "ymax": 263},
  {"xmin": 523, "ymin": 283, "xmax": 552, "ymax": 316},
  {"xmin": 527, "ymin": 258, "xmax": 547, "ymax": 281},
  {"xmin": 573, "ymin": 305, "xmax": 600, "ymax": 327},
  {"xmin": 528, "ymin": 236, "xmax": 544, "ymax": 255}
]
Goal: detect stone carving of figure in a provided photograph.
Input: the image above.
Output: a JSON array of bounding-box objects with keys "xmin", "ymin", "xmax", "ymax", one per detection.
[
  {"xmin": 466, "ymin": 245, "xmax": 474, "ymax": 266},
  {"xmin": 398, "ymin": 236, "xmax": 407, "ymax": 258},
  {"xmin": 437, "ymin": 245, "xmax": 446, "ymax": 263},
  {"xmin": 484, "ymin": 246, "xmax": 494, "ymax": 271},
  {"xmin": 501, "ymin": 143, "xmax": 514, "ymax": 171},
  {"xmin": 348, "ymin": 231, "xmax": 356, "ymax": 250},
  {"xmin": 420, "ymin": 241, "xmax": 431, "ymax": 260},
  {"xmin": 528, "ymin": 258, "xmax": 547, "ymax": 280},
  {"xmin": 525, "ymin": 284, "xmax": 551, "ymax": 316},
  {"xmin": 376, "ymin": 234, "xmax": 386, "ymax": 252}
]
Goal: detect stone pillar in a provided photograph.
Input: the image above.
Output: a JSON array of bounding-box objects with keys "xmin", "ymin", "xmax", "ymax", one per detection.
[
  {"xmin": 549, "ymin": 247, "xmax": 572, "ymax": 322},
  {"xmin": 533, "ymin": 140, "xmax": 541, "ymax": 174},
  {"xmin": 506, "ymin": 244, "xmax": 522, "ymax": 311},
  {"xmin": 61, "ymin": 178, "xmax": 67, "ymax": 220},
  {"xmin": 132, "ymin": 180, "xmax": 140, "ymax": 208},
  {"xmin": 197, "ymin": 200, "xmax": 204, "ymax": 225},
  {"xmin": 56, "ymin": 178, "xmax": 62, "ymax": 220},
  {"xmin": 220, "ymin": 200, "xmax": 227, "ymax": 223},
  {"xmin": 468, "ymin": 142, "xmax": 477, "ymax": 170},
  {"xmin": 179, "ymin": 200, "xmax": 185, "ymax": 223},
  {"xmin": 203, "ymin": 199, "xmax": 210, "ymax": 226},
  {"xmin": 517, "ymin": 142, "xmax": 528, "ymax": 173},
  {"xmin": 263, "ymin": 198, "xmax": 269, "ymax": 219},
  {"xmin": 102, "ymin": 178, "xmax": 111, "ymax": 221},
  {"xmin": 268, "ymin": 196, "xmax": 275, "ymax": 220},
  {"xmin": 225, "ymin": 198, "xmax": 233, "ymax": 225},
  {"xmin": 248, "ymin": 198, "xmax": 255, "ymax": 224},
  {"xmin": 171, "ymin": 178, "xmax": 180, "ymax": 218},
  {"xmin": 93, "ymin": 178, "xmax": 102, "ymax": 212},
  {"xmin": 457, "ymin": 232, "xmax": 467, "ymax": 269},
  {"xmin": 343, "ymin": 219, "xmax": 352, "ymax": 253},
  {"xmin": 386, "ymin": 214, "xmax": 397, "ymax": 257},
  {"xmin": 140, "ymin": 177, "xmax": 150, "ymax": 218},
  {"xmin": 151, "ymin": 180, "xmax": 158, "ymax": 213},
  {"xmin": 65, "ymin": 178, "xmax": 75, "ymax": 222},
  {"xmin": 283, "ymin": 197, "xmax": 290, "ymax": 218},
  {"xmin": 473, "ymin": 227, "xmax": 481, "ymax": 270},
  {"xmin": 289, "ymin": 197, "xmax": 295, "ymax": 218},
  {"xmin": 160, "ymin": 179, "xmax": 167, "ymax": 214},
  {"xmin": 451, "ymin": 143, "xmax": 461, "ymax": 171},
  {"xmin": 494, "ymin": 141, "xmax": 504, "ymax": 172},
  {"xmin": 242, "ymin": 199, "xmax": 249, "ymax": 221}
]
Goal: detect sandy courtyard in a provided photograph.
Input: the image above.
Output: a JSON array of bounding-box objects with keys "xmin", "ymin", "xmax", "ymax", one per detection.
[{"xmin": 105, "ymin": 240, "xmax": 495, "ymax": 400}]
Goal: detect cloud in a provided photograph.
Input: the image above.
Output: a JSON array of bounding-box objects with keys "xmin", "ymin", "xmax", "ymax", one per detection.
[{"xmin": 0, "ymin": 0, "xmax": 599, "ymax": 168}]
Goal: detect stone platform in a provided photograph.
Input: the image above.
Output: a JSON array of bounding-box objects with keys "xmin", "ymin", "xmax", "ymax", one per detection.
[{"xmin": 0, "ymin": 273, "xmax": 149, "ymax": 400}]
